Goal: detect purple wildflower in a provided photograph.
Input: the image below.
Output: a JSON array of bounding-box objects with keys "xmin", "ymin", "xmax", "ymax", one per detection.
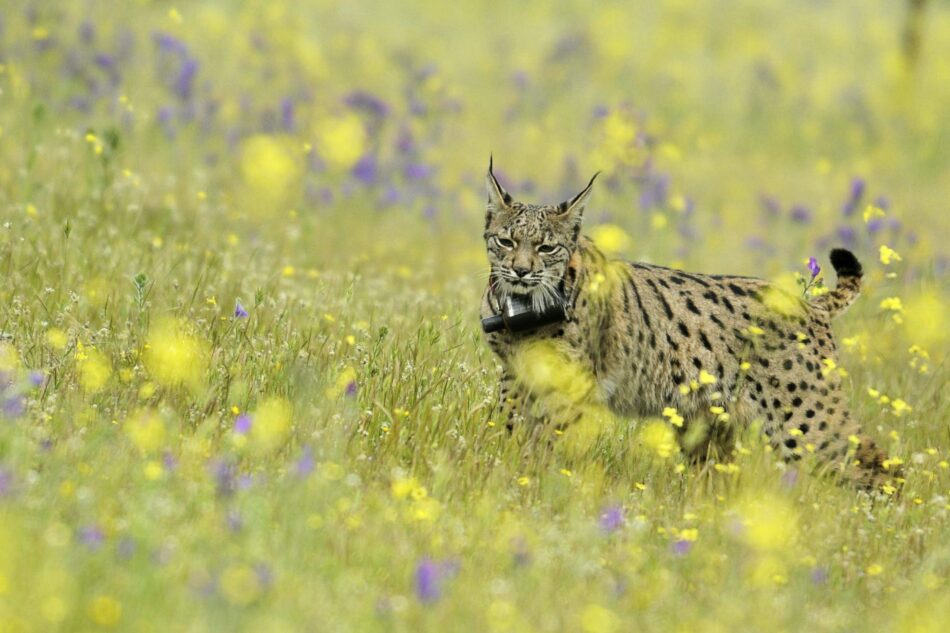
[
  {"xmin": 234, "ymin": 301, "xmax": 249, "ymax": 319},
  {"xmin": 807, "ymin": 257, "xmax": 820, "ymax": 279},
  {"xmin": 759, "ymin": 195, "xmax": 781, "ymax": 218},
  {"xmin": 212, "ymin": 460, "xmax": 236, "ymax": 497},
  {"xmin": 29, "ymin": 370, "xmax": 45, "ymax": 388},
  {"xmin": 405, "ymin": 163, "xmax": 432, "ymax": 181},
  {"xmin": 344, "ymin": 90, "xmax": 389, "ymax": 118},
  {"xmin": 841, "ymin": 177, "xmax": 865, "ymax": 216},
  {"xmin": 638, "ymin": 172, "xmax": 669, "ymax": 212},
  {"xmin": 280, "ymin": 98, "xmax": 295, "ymax": 131},
  {"xmin": 234, "ymin": 414, "xmax": 252, "ymax": 434},
  {"xmin": 79, "ymin": 525, "xmax": 105, "ymax": 550},
  {"xmin": 790, "ymin": 205, "xmax": 813, "ymax": 224},
  {"xmin": 599, "ymin": 506, "xmax": 624, "ymax": 534},
  {"xmin": 154, "ymin": 32, "xmax": 188, "ymax": 55},
  {"xmin": 344, "ymin": 381, "xmax": 358, "ymax": 397},
  {"xmin": 295, "ymin": 447, "xmax": 315, "ymax": 477},
  {"xmin": 414, "ymin": 559, "xmax": 441, "ymax": 603},
  {"xmin": 175, "ymin": 58, "xmax": 199, "ymax": 100},
  {"xmin": 3, "ymin": 396, "xmax": 24, "ymax": 418},
  {"xmin": 396, "ymin": 127, "xmax": 416, "ymax": 154},
  {"xmin": 0, "ymin": 469, "xmax": 12, "ymax": 497},
  {"xmin": 836, "ymin": 225, "xmax": 856, "ymax": 246},
  {"xmin": 352, "ymin": 154, "xmax": 378, "ymax": 185},
  {"xmin": 380, "ymin": 185, "xmax": 401, "ymax": 206},
  {"xmin": 811, "ymin": 567, "xmax": 829, "ymax": 585},
  {"xmin": 162, "ymin": 450, "xmax": 178, "ymax": 472},
  {"xmin": 672, "ymin": 539, "xmax": 693, "ymax": 556},
  {"xmin": 237, "ymin": 474, "xmax": 255, "ymax": 491}
]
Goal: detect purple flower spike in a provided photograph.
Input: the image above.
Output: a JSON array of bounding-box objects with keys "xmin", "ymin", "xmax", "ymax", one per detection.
[
  {"xmin": 599, "ymin": 506, "xmax": 624, "ymax": 534},
  {"xmin": 807, "ymin": 257, "xmax": 821, "ymax": 279},
  {"xmin": 841, "ymin": 177, "xmax": 865, "ymax": 216},
  {"xmin": 672, "ymin": 539, "xmax": 693, "ymax": 556},
  {"xmin": 280, "ymin": 98, "xmax": 295, "ymax": 131},
  {"xmin": 29, "ymin": 371, "xmax": 45, "ymax": 388},
  {"xmin": 234, "ymin": 301, "xmax": 249, "ymax": 319},
  {"xmin": 295, "ymin": 447, "xmax": 315, "ymax": 477},
  {"xmin": 414, "ymin": 559, "xmax": 441, "ymax": 603},
  {"xmin": 234, "ymin": 414, "xmax": 252, "ymax": 434},
  {"xmin": 344, "ymin": 381, "xmax": 358, "ymax": 397}
]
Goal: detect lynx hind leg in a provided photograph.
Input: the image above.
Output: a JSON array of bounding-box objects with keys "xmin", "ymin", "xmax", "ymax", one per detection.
[
  {"xmin": 678, "ymin": 414, "xmax": 737, "ymax": 464},
  {"xmin": 843, "ymin": 435, "xmax": 901, "ymax": 492}
]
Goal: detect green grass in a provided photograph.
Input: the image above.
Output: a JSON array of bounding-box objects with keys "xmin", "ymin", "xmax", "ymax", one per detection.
[{"xmin": 0, "ymin": 1, "xmax": 948, "ymax": 631}]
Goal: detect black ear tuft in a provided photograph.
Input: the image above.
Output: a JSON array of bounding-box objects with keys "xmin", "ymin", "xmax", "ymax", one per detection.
[
  {"xmin": 487, "ymin": 156, "xmax": 512, "ymax": 206},
  {"xmin": 555, "ymin": 172, "xmax": 598, "ymax": 219},
  {"xmin": 829, "ymin": 248, "xmax": 863, "ymax": 278}
]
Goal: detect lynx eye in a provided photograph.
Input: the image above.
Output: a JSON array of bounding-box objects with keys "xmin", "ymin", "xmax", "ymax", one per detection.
[
  {"xmin": 537, "ymin": 244, "xmax": 558, "ymax": 254},
  {"xmin": 495, "ymin": 237, "xmax": 516, "ymax": 249}
]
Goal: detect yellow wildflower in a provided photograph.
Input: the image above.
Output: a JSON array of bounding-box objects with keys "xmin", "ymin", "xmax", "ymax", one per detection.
[
  {"xmin": 219, "ymin": 565, "xmax": 263, "ymax": 606},
  {"xmin": 143, "ymin": 319, "xmax": 209, "ymax": 392},
  {"xmin": 314, "ymin": 114, "xmax": 366, "ymax": 170},
  {"xmin": 698, "ymin": 370, "xmax": 717, "ymax": 385},
  {"xmin": 879, "ymin": 245, "xmax": 902, "ymax": 265},
  {"xmin": 249, "ymin": 397, "xmax": 292, "ymax": 452},
  {"xmin": 77, "ymin": 347, "xmax": 112, "ymax": 393},
  {"xmin": 640, "ymin": 420, "xmax": 678, "ymax": 458},
  {"xmin": 124, "ymin": 409, "xmax": 166, "ymax": 453},
  {"xmin": 588, "ymin": 224, "xmax": 632, "ymax": 254},
  {"xmin": 88, "ymin": 595, "xmax": 122, "ymax": 627}
]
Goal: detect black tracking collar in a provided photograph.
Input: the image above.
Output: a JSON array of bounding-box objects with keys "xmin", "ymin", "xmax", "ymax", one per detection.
[{"xmin": 481, "ymin": 291, "xmax": 568, "ymax": 334}]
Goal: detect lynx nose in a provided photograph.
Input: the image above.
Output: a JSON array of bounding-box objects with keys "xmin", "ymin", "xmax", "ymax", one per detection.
[{"xmin": 512, "ymin": 265, "xmax": 531, "ymax": 278}]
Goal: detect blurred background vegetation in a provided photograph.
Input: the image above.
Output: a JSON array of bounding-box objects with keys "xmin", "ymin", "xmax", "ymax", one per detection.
[{"xmin": 0, "ymin": 1, "xmax": 948, "ymax": 631}]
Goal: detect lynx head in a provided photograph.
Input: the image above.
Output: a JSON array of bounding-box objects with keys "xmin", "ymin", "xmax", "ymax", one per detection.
[{"xmin": 484, "ymin": 158, "xmax": 597, "ymax": 310}]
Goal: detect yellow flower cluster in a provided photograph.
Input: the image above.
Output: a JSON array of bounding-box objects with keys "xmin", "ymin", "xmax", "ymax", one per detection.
[{"xmin": 143, "ymin": 319, "xmax": 209, "ymax": 393}]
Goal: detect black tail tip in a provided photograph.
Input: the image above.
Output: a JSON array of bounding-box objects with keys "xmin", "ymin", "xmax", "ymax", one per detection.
[{"xmin": 829, "ymin": 248, "xmax": 863, "ymax": 278}]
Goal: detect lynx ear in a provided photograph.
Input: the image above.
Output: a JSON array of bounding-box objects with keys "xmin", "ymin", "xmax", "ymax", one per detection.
[
  {"xmin": 486, "ymin": 155, "xmax": 512, "ymax": 209},
  {"xmin": 554, "ymin": 172, "xmax": 599, "ymax": 223}
]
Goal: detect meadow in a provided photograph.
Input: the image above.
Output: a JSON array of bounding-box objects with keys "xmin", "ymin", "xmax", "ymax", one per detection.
[{"xmin": 0, "ymin": 1, "xmax": 948, "ymax": 631}]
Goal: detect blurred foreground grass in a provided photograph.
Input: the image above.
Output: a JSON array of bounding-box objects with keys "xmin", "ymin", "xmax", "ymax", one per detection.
[{"xmin": 0, "ymin": 1, "xmax": 949, "ymax": 631}]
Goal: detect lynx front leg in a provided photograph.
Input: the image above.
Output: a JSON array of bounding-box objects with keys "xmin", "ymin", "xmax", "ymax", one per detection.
[
  {"xmin": 497, "ymin": 370, "xmax": 527, "ymax": 432},
  {"xmin": 496, "ymin": 369, "xmax": 552, "ymax": 434}
]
